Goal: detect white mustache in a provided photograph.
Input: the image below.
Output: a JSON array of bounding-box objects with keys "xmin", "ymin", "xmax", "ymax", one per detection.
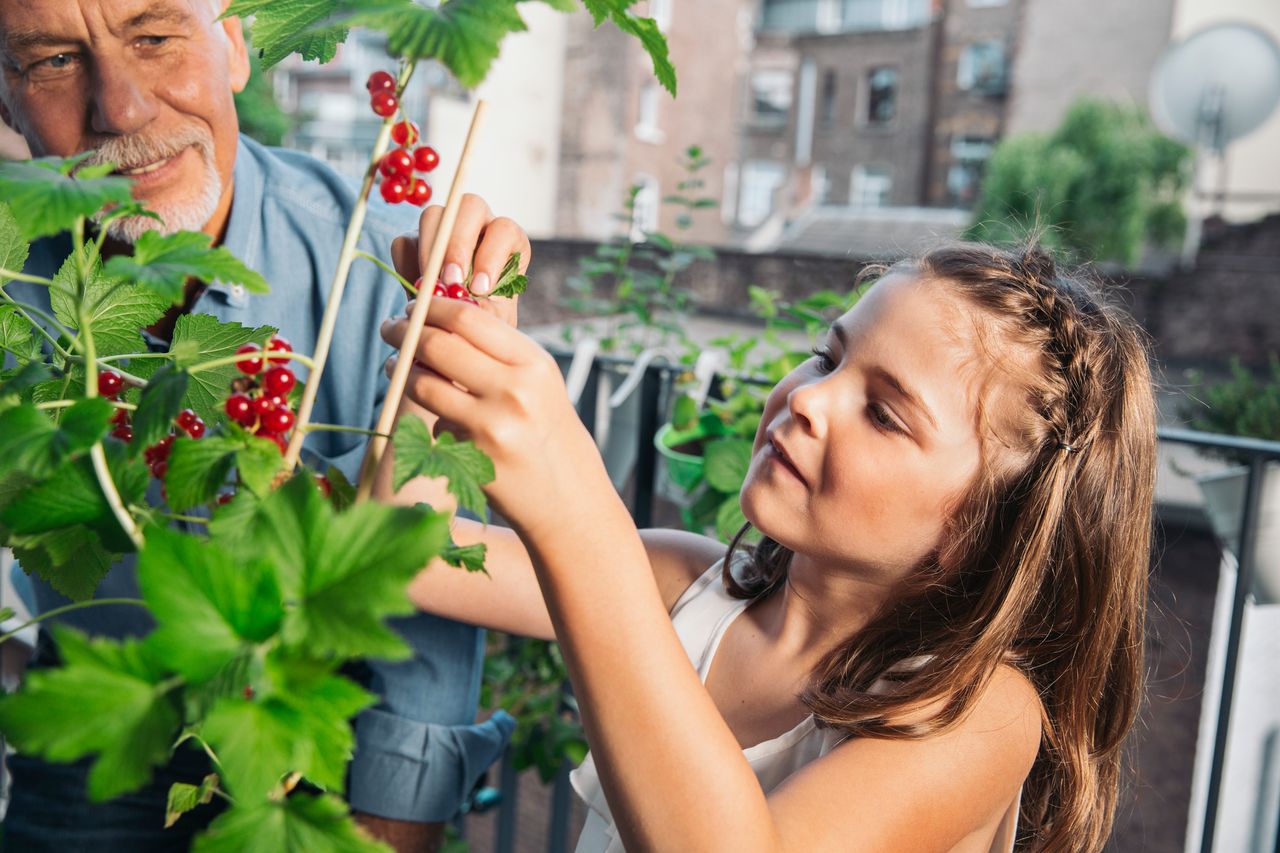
[{"xmin": 81, "ymin": 125, "xmax": 214, "ymax": 173}]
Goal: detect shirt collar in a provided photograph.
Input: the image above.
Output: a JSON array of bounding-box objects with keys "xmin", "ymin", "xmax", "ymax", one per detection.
[{"xmin": 203, "ymin": 134, "xmax": 264, "ymax": 309}]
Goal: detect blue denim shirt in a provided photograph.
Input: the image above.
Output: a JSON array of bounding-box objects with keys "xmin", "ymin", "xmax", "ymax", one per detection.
[{"xmin": 8, "ymin": 134, "xmax": 514, "ymax": 821}]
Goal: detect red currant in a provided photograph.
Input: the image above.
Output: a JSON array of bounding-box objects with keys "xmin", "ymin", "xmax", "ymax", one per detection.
[
  {"xmin": 242, "ymin": 684, "xmax": 255, "ymax": 700},
  {"xmin": 413, "ymin": 145, "xmax": 439, "ymax": 172},
  {"xmin": 380, "ymin": 176, "xmax": 409, "ymax": 204},
  {"xmin": 216, "ymin": 492, "xmax": 236, "ymax": 506},
  {"xmin": 252, "ymin": 394, "xmax": 281, "ymax": 417},
  {"xmin": 446, "ymin": 283, "xmax": 469, "ymax": 300},
  {"xmin": 111, "ymin": 423, "xmax": 133, "ymax": 442},
  {"xmin": 263, "ymin": 366, "xmax": 297, "ymax": 397},
  {"xmin": 176, "ymin": 409, "xmax": 199, "ymax": 432},
  {"xmin": 235, "ymin": 343, "xmax": 264, "ymax": 374},
  {"xmin": 255, "ymin": 427, "xmax": 288, "ymax": 454},
  {"xmin": 185, "ymin": 418, "xmax": 206, "ymax": 439},
  {"xmin": 315, "ymin": 474, "xmax": 332, "ymax": 498},
  {"xmin": 379, "ymin": 149, "xmax": 414, "ymax": 180},
  {"xmin": 110, "ymin": 408, "xmax": 130, "ymax": 425},
  {"xmin": 366, "ymin": 70, "xmax": 395, "ymax": 94},
  {"xmin": 225, "ymin": 393, "xmax": 254, "ymax": 425},
  {"xmin": 407, "ymin": 178, "xmax": 431, "ymax": 207},
  {"xmin": 261, "ymin": 408, "xmax": 296, "ymax": 435},
  {"xmin": 98, "ymin": 370, "xmax": 124, "ymax": 398},
  {"xmin": 391, "ymin": 120, "xmax": 419, "ymax": 147},
  {"xmin": 432, "ymin": 281, "xmax": 449, "ymax": 298},
  {"xmin": 266, "ymin": 336, "xmax": 292, "ymax": 365},
  {"xmin": 150, "ymin": 460, "xmax": 168, "ymax": 480},
  {"xmin": 371, "ymin": 90, "xmax": 398, "ymax": 118}
]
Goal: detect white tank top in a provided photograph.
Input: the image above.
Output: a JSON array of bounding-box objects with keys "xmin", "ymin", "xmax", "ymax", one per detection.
[{"xmin": 570, "ymin": 559, "xmax": 1022, "ymax": 852}]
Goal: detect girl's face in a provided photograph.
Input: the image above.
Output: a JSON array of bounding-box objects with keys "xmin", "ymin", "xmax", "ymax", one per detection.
[{"xmin": 741, "ymin": 273, "xmax": 996, "ymax": 578}]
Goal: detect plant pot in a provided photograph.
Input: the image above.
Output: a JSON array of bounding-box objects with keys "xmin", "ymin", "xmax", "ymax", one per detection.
[
  {"xmin": 654, "ymin": 422, "xmax": 708, "ymax": 506},
  {"xmin": 1196, "ymin": 461, "xmax": 1280, "ymax": 604}
]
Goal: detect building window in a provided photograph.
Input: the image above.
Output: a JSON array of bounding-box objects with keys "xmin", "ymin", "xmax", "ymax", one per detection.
[
  {"xmin": 819, "ymin": 69, "xmax": 837, "ymax": 125},
  {"xmin": 816, "ymin": 0, "xmax": 841, "ymax": 32},
  {"xmin": 635, "ymin": 83, "xmax": 663, "ymax": 142},
  {"xmin": 630, "ymin": 174, "xmax": 660, "ymax": 242},
  {"xmin": 812, "ymin": 164, "xmax": 830, "ymax": 204},
  {"xmin": 850, "ymin": 165, "xmax": 892, "ymax": 207},
  {"xmin": 738, "ymin": 161, "xmax": 787, "ymax": 227},
  {"xmin": 966, "ymin": 0, "xmax": 1007, "ymax": 6},
  {"xmin": 750, "ymin": 69, "xmax": 794, "ymax": 127},
  {"xmin": 649, "ymin": 0, "xmax": 673, "ymax": 31},
  {"xmin": 946, "ymin": 136, "xmax": 995, "ymax": 206},
  {"xmin": 957, "ymin": 41, "xmax": 1008, "ymax": 95},
  {"xmin": 865, "ymin": 67, "xmax": 898, "ymax": 125}
]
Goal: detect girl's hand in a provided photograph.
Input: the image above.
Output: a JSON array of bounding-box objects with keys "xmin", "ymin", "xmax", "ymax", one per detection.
[
  {"xmin": 391, "ymin": 193, "xmax": 530, "ymax": 329},
  {"xmin": 379, "ymin": 298, "xmax": 605, "ymax": 535}
]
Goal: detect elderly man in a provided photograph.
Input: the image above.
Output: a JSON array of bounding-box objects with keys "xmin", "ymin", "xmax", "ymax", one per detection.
[{"xmin": 0, "ymin": 1, "xmax": 524, "ymax": 849}]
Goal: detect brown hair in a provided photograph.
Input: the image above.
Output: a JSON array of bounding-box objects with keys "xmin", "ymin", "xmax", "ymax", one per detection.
[{"xmin": 724, "ymin": 242, "xmax": 1157, "ymax": 852}]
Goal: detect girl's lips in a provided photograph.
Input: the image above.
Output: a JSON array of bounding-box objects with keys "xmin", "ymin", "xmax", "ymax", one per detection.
[{"xmin": 766, "ymin": 438, "xmax": 807, "ymax": 486}]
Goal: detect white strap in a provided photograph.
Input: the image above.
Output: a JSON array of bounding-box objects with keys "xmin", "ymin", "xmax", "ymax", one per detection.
[{"xmin": 563, "ymin": 337, "xmax": 600, "ymax": 406}]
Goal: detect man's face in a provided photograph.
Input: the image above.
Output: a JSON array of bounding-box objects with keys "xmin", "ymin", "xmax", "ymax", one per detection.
[{"xmin": 0, "ymin": 0, "xmax": 250, "ymax": 242}]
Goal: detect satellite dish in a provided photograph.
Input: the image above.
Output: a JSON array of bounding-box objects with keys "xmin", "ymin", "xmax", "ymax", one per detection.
[{"xmin": 1149, "ymin": 22, "xmax": 1280, "ymax": 152}]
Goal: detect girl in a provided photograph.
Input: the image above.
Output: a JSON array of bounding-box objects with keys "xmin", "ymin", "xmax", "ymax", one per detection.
[{"xmin": 378, "ymin": 239, "xmax": 1156, "ymax": 853}]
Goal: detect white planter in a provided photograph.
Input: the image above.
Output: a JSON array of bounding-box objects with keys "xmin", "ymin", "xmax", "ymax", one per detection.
[{"xmin": 1196, "ymin": 461, "xmax": 1280, "ymax": 604}]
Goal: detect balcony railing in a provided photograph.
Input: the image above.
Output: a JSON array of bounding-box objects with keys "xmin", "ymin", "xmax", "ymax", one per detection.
[{"xmin": 460, "ymin": 354, "xmax": 1280, "ymax": 853}]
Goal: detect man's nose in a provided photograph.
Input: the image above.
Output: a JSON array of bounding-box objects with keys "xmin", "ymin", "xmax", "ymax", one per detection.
[{"xmin": 89, "ymin": 63, "xmax": 158, "ymax": 136}]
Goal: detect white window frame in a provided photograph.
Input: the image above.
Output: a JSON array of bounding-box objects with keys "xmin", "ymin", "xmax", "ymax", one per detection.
[
  {"xmin": 956, "ymin": 41, "xmax": 1006, "ymax": 91},
  {"xmin": 630, "ymin": 174, "xmax": 660, "ymax": 242},
  {"xmin": 850, "ymin": 165, "xmax": 892, "ymax": 208},
  {"xmin": 811, "ymin": 164, "xmax": 830, "ymax": 204},
  {"xmin": 749, "ymin": 68, "xmax": 794, "ymax": 127},
  {"xmin": 738, "ymin": 161, "xmax": 787, "ymax": 228},
  {"xmin": 634, "ymin": 83, "xmax": 664, "ymax": 143},
  {"xmin": 649, "ymin": 0, "xmax": 673, "ymax": 31},
  {"xmin": 966, "ymin": 0, "xmax": 1007, "ymax": 7}
]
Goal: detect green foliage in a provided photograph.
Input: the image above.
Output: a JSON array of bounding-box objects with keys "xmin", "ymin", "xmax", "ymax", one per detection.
[
  {"xmin": 1182, "ymin": 356, "xmax": 1280, "ymax": 460},
  {"xmin": 165, "ymin": 773, "xmax": 219, "ymax": 828},
  {"xmin": 0, "ymin": 200, "xmax": 31, "ymax": 283},
  {"xmin": 565, "ymin": 145, "xmax": 716, "ymax": 355},
  {"xmin": 49, "ymin": 255, "xmax": 170, "ymax": 357},
  {"xmin": 392, "ymin": 416, "xmax": 495, "ymax": 520},
  {"xmin": 234, "ymin": 24, "xmax": 295, "ymax": 147},
  {"xmin": 488, "ymin": 251, "xmax": 528, "ymax": 298},
  {"xmin": 103, "ymin": 231, "xmax": 269, "ymax": 305},
  {"xmin": 192, "ymin": 792, "xmax": 390, "ymax": 853},
  {"xmin": 967, "ymin": 98, "xmax": 1191, "ymax": 266},
  {"xmin": 0, "ymin": 158, "xmax": 134, "ymax": 241}
]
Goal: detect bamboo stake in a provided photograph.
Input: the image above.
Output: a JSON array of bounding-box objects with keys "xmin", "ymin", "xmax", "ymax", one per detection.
[{"xmin": 354, "ymin": 99, "xmax": 489, "ymax": 503}]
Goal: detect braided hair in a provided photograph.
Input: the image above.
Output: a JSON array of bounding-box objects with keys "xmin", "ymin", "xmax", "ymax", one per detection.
[{"xmin": 724, "ymin": 243, "xmax": 1158, "ymax": 852}]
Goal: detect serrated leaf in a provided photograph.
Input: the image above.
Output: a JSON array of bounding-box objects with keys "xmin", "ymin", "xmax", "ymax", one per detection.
[
  {"xmin": 324, "ymin": 464, "xmax": 356, "ymax": 511},
  {"xmin": 193, "ymin": 792, "xmax": 389, "ymax": 853},
  {"xmin": 9, "ymin": 526, "xmax": 115, "ymax": 601},
  {"xmin": 0, "ymin": 398, "xmax": 112, "ymax": 478},
  {"xmin": 235, "ymin": 437, "xmax": 285, "ymax": 497},
  {"xmin": 0, "ymin": 305, "xmax": 44, "ymax": 365},
  {"xmin": 167, "ymin": 314, "xmax": 276, "ymax": 424},
  {"xmin": 489, "ymin": 251, "xmax": 527, "ymax": 298},
  {"xmin": 0, "ymin": 359, "xmax": 52, "ymax": 395},
  {"xmin": 244, "ymin": 476, "xmax": 448, "ymax": 659},
  {"xmin": 207, "ymin": 485, "xmax": 261, "ymax": 542},
  {"xmin": 165, "ymin": 774, "xmax": 219, "ymax": 829},
  {"xmin": 103, "ymin": 231, "xmax": 268, "ymax": 305},
  {"xmin": 442, "ymin": 539, "xmax": 487, "ymax": 574},
  {"xmin": 130, "ymin": 366, "xmax": 188, "ymax": 453},
  {"xmin": 49, "ymin": 255, "xmax": 170, "ymax": 358},
  {"xmin": 138, "ymin": 528, "xmax": 283, "ymax": 683},
  {"xmin": 0, "ymin": 201, "xmax": 30, "ymax": 285},
  {"xmin": 714, "ymin": 493, "xmax": 747, "ymax": 544},
  {"xmin": 581, "ymin": 0, "xmax": 675, "ymax": 95},
  {"xmin": 226, "ymin": 0, "xmax": 350, "ymax": 68},
  {"xmin": 0, "ymin": 627, "xmax": 180, "ymax": 801},
  {"xmin": 0, "ymin": 447, "xmax": 147, "ymax": 549},
  {"xmin": 0, "ymin": 158, "xmax": 135, "ymax": 241},
  {"xmin": 703, "ymin": 438, "xmax": 752, "ymax": 493},
  {"xmin": 392, "ymin": 418, "xmax": 493, "ymax": 520},
  {"xmin": 165, "ymin": 435, "xmax": 239, "ymax": 511}
]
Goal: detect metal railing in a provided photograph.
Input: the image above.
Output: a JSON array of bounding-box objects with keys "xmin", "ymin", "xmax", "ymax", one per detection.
[{"xmin": 466, "ymin": 356, "xmax": 1280, "ymax": 853}]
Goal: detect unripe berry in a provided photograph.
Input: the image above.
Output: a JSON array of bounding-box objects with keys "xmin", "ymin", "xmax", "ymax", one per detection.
[{"xmin": 371, "ymin": 90, "xmax": 398, "ymax": 118}]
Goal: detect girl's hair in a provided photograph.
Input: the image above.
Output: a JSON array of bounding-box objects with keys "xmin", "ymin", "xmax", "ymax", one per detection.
[{"xmin": 724, "ymin": 242, "xmax": 1157, "ymax": 852}]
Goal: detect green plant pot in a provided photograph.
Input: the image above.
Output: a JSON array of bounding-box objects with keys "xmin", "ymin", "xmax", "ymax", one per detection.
[{"xmin": 654, "ymin": 422, "xmax": 707, "ymax": 494}]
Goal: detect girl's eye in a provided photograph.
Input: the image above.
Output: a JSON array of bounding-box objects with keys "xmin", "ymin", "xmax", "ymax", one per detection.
[
  {"xmin": 810, "ymin": 346, "xmax": 836, "ymax": 374},
  {"xmin": 868, "ymin": 402, "xmax": 905, "ymax": 435}
]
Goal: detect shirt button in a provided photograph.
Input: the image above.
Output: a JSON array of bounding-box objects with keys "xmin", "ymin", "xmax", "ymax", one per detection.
[{"xmin": 230, "ymin": 284, "xmax": 245, "ymax": 298}]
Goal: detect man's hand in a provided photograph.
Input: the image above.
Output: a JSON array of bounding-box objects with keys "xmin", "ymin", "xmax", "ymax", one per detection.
[{"xmin": 390, "ymin": 192, "xmax": 530, "ymax": 330}]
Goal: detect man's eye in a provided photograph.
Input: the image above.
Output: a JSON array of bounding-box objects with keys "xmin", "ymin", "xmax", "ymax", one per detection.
[
  {"xmin": 37, "ymin": 53, "xmax": 77, "ymax": 70},
  {"xmin": 137, "ymin": 36, "xmax": 169, "ymax": 47}
]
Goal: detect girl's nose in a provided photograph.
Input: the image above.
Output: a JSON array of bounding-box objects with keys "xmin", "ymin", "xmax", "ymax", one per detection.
[
  {"xmin": 89, "ymin": 64, "xmax": 159, "ymax": 137},
  {"xmin": 787, "ymin": 377, "xmax": 830, "ymax": 438}
]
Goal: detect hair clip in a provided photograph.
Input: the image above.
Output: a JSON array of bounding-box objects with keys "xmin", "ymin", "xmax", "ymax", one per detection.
[{"xmin": 1057, "ymin": 442, "xmax": 1078, "ymax": 453}]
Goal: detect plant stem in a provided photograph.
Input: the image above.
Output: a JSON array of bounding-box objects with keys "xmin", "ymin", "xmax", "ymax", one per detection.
[
  {"xmin": 155, "ymin": 511, "xmax": 210, "ymax": 525},
  {"xmin": 36, "ymin": 399, "xmax": 136, "ymax": 412},
  {"xmin": 0, "ymin": 289, "xmax": 76, "ymax": 360},
  {"xmin": 354, "ymin": 249, "xmax": 417, "ymax": 298},
  {"xmin": 300, "ymin": 422, "xmax": 390, "ymax": 439},
  {"xmin": 0, "ymin": 597, "xmax": 147, "ymax": 644},
  {"xmin": 67, "ymin": 356, "xmax": 148, "ymax": 387},
  {"xmin": 284, "ymin": 59, "xmax": 417, "ymax": 474},
  {"xmin": 0, "ymin": 267, "xmax": 55, "ymax": 287},
  {"xmin": 184, "ymin": 348, "xmax": 315, "ymax": 375}
]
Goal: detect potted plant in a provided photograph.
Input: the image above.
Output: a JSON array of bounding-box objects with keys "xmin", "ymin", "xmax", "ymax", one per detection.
[
  {"xmin": 1183, "ymin": 355, "xmax": 1280, "ymax": 602},
  {"xmin": 656, "ymin": 285, "xmax": 862, "ymax": 542}
]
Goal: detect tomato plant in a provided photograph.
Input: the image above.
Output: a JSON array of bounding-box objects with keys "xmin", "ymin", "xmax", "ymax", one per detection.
[{"xmin": 0, "ymin": 1, "xmax": 674, "ymax": 849}]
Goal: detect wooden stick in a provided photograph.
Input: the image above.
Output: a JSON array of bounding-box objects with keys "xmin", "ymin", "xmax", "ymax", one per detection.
[{"xmin": 355, "ymin": 99, "xmax": 489, "ymax": 503}]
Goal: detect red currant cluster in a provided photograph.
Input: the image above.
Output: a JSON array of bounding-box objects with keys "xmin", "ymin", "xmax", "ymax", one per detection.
[
  {"xmin": 366, "ymin": 70, "xmax": 439, "ymax": 207},
  {"xmin": 100, "ymin": 370, "xmax": 206, "ymax": 468},
  {"xmin": 225, "ymin": 337, "xmax": 297, "ymax": 454},
  {"xmin": 416, "ymin": 276, "xmax": 478, "ymax": 305}
]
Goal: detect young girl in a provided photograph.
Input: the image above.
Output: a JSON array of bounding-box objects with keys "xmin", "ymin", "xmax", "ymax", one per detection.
[{"xmin": 378, "ymin": 239, "xmax": 1156, "ymax": 853}]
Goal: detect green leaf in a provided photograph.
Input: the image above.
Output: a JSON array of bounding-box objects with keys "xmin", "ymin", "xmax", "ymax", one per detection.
[
  {"xmin": 0, "ymin": 627, "xmax": 180, "ymax": 801},
  {"xmin": 581, "ymin": 1, "xmax": 676, "ymax": 96},
  {"xmin": 165, "ymin": 435, "xmax": 238, "ymax": 512},
  {"xmin": 103, "ymin": 231, "xmax": 268, "ymax": 305},
  {"xmin": 0, "ymin": 201, "xmax": 30, "ymax": 285},
  {"xmin": 442, "ymin": 539, "xmax": 487, "ymax": 574},
  {"xmin": 167, "ymin": 314, "xmax": 276, "ymax": 423},
  {"xmin": 208, "ymin": 487, "xmax": 261, "ymax": 541},
  {"xmin": 0, "ymin": 158, "xmax": 136, "ymax": 241},
  {"xmin": 226, "ymin": 0, "xmax": 350, "ymax": 69},
  {"xmin": 193, "ymin": 792, "xmax": 389, "ymax": 853},
  {"xmin": 488, "ymin": 251, "xmax": 527, "ymax": 298},
  {"xmin": 324, "ymin": 464, "xmax": 356, "ymax": 511},
  {"xmin": 392, "ymin": 418, "xmax": 493, "ymax": 520},
  {"xmin": 138, "ymin": 527, "xmax": 284, "ymax": 683},
  {"xmin": 49, "ymin": 256, "xmax": 170, "ymax": 358},
  {"xmin": 0, "ymin": 447, "xmax": 147, "ymax": 549},
  {"xmin": 714, "ymin": 493, "xmax": 748, "ymax": 544},
  {"xmin": 245, "ymin": 476, "xmax": 448, "ymax": 659},
  {"xmin": 165, "ymin": 774, "xmax": 219, "ymax": 829},
  {"xmin": 0, "ymin": 305, "xmax": 44, "ymax": 365},
  {"xmin": 0, "ymin": 398, "xmax": 112, "ymax": 478},
  {"xmin": 130, "ymin": 366, "xmax": 188, "ymax": 453},
  {"xmin": 235, "ymin": 436, "xmax": 286, "ymax": 497},
  {"xmin": 703, "ymin": 438, "xmax": 752, "ymax": 493},
  {"xmin": 8, "ymin": 526, "xmax": 114, "ymax": 601},
  {"xmin": 0, "ymin": 359, "xmax": 53, "ymax": 395}
]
